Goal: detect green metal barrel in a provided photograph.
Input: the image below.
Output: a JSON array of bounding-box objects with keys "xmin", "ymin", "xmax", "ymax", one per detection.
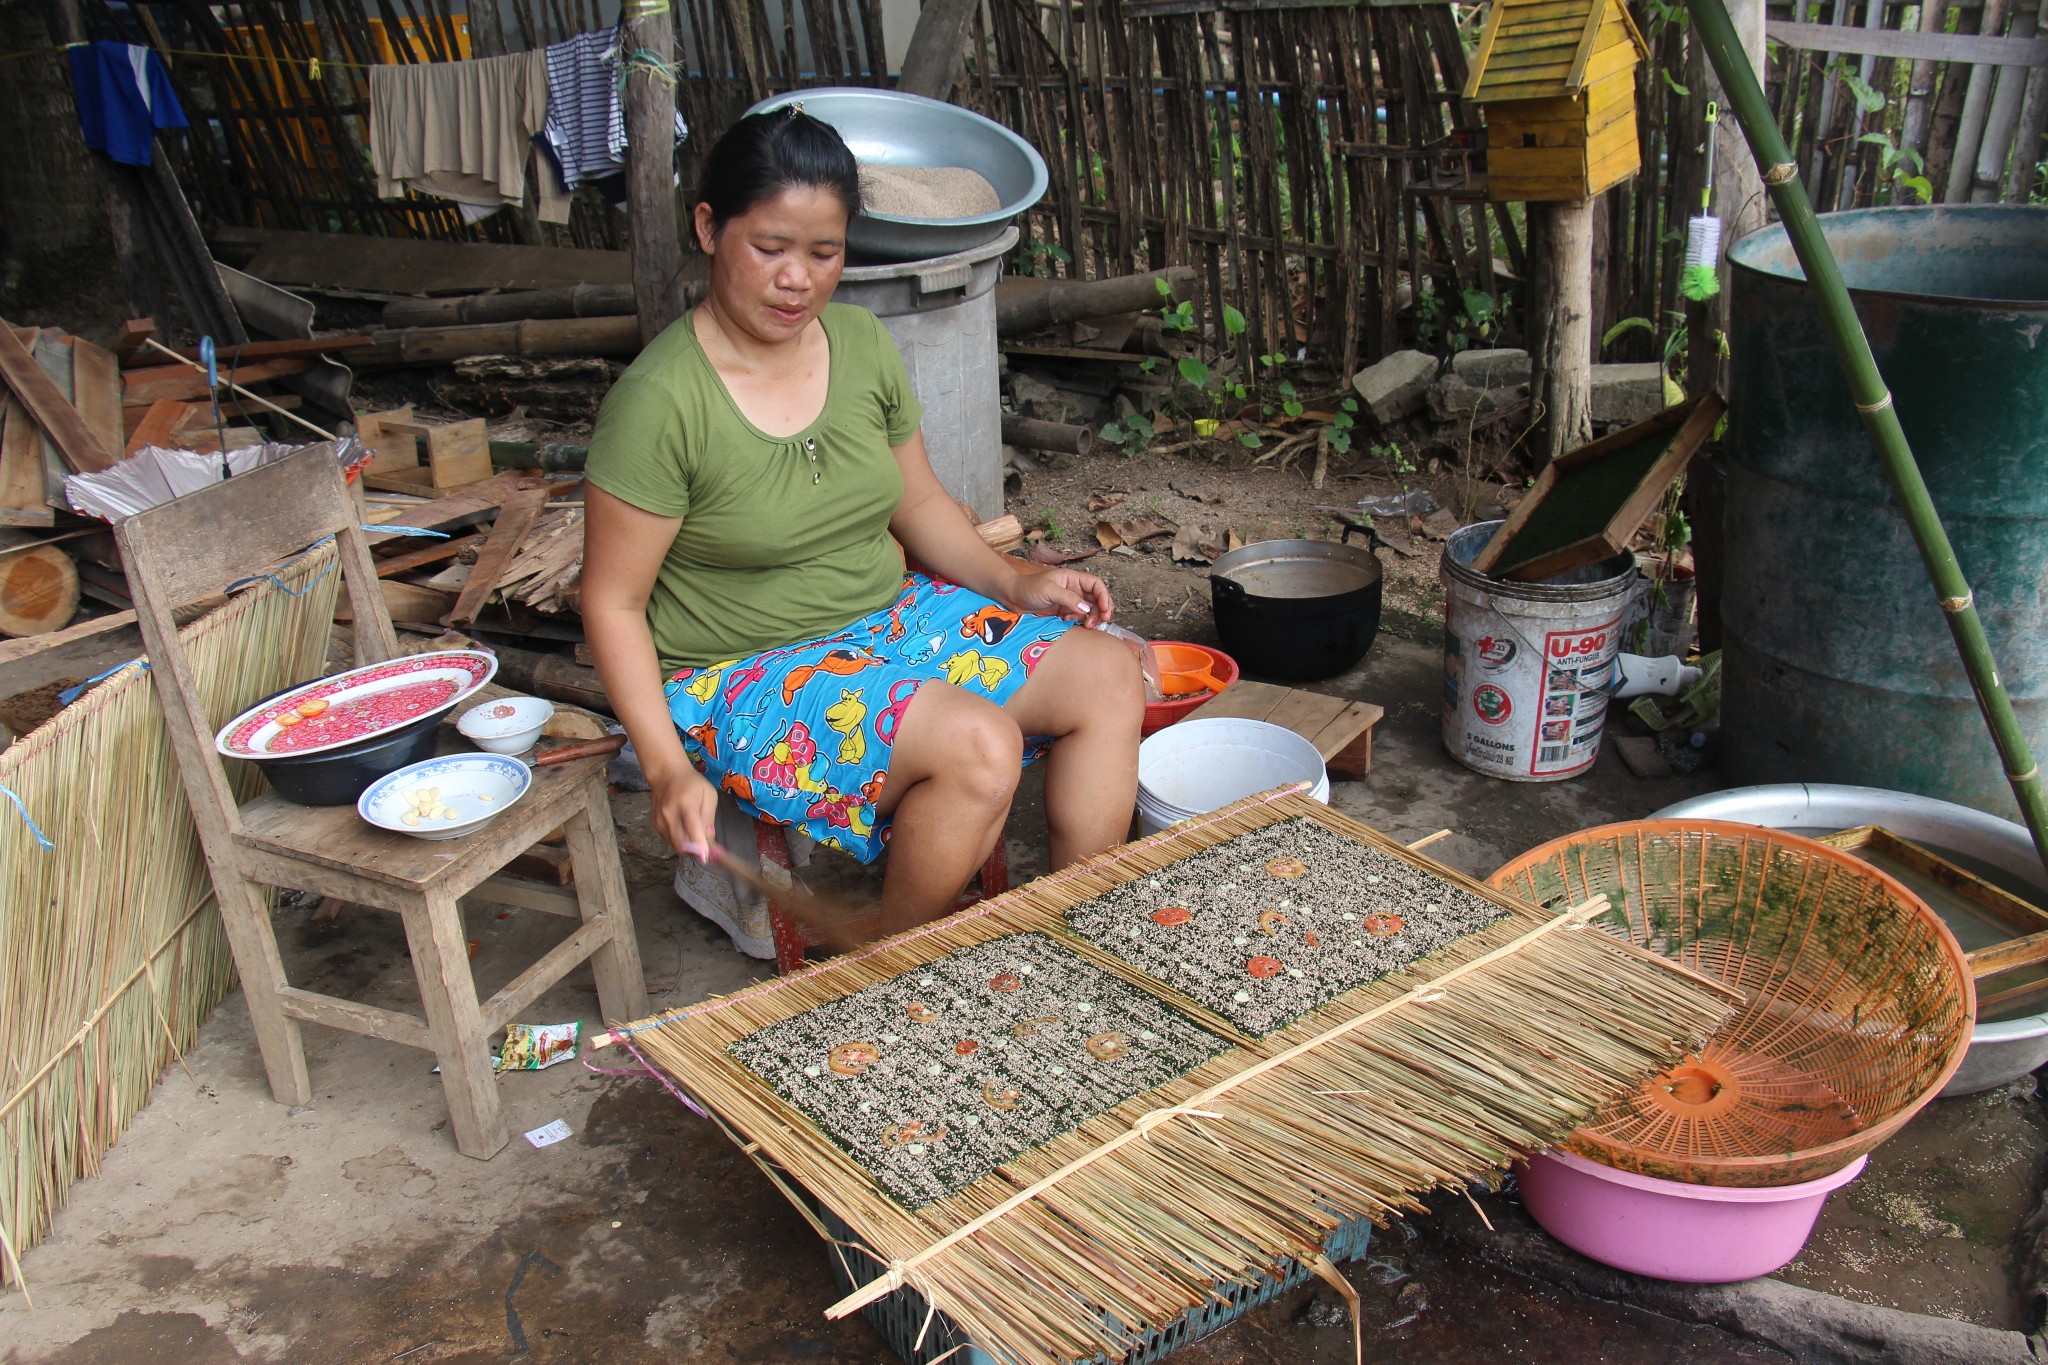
[{"xmin": 1723, "ymin": 205, "xmax": 2048, "ymax": 816}]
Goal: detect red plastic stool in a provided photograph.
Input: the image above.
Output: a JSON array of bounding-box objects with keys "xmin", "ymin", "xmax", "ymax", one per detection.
[{"xmin": 759, "ymin": 820, "xmax": 1010, "ymax": 973}]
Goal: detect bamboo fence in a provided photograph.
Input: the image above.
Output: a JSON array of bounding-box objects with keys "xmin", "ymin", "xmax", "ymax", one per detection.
[
  {"xmin": 0, "ymin": 544, "xmax": 340, "ymax": 1292},
  {"xmin": 1765, "ymin": 0, "xmax": 2048, "ymax": 213},
  {"xmin": 619, "ymin": 789, "xmax": 1735, "ymax": 1365}
]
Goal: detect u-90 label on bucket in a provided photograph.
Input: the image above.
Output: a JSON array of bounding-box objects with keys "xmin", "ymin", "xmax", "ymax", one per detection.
[{"xmin": 1532, "ymin": 625, "xmax": 1615, "ymax": 776}]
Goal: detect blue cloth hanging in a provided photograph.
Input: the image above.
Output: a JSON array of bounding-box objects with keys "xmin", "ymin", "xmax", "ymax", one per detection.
[{"xmin": 67, "ymin": 41, "xmax": 188, "ymax": 167}]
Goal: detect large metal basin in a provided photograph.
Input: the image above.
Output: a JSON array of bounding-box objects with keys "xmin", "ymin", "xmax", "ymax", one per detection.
[
  {"xmin": 744, "ymin": 88, "xmax": 1047, "ymax": 263},
  {"xmin": 1654, "ymin": 783, "xmax": 2048, "ymax": 1095}
]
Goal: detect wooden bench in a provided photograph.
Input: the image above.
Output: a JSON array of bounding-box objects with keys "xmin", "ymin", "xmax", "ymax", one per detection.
[{"xmin": 1191, "ymin": 680, "xmax": 1385, "ymax": 779}]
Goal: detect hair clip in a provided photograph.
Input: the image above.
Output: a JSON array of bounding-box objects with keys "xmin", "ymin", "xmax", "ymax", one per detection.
[{"xmin": 788, "ymin": 101, "xmax": 804, "ymax": 117}]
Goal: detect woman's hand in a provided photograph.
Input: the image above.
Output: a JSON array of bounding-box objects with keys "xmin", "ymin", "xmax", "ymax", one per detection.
[
  {"xmin": 648, "ymin": 761, "xmax": 720, "ymax": 863},
  {"xmin": 1004, "ymin": 566, "xmax": 1115, "ymax": 624}
]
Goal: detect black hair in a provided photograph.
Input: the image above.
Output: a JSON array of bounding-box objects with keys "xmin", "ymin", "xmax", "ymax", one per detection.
[{"xmin": 695, "ymin": 108, "xmax": 863, "ymax": 231}]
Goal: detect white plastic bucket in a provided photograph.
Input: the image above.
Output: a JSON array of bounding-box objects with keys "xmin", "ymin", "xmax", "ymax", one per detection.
[
  {"xmin": 1135, "ymin": 717, "xmax": 1330, "ymax": 835},
  {"xmin": 1439, "ymin": 521, "xmax": 1638, "ymax": 782}
]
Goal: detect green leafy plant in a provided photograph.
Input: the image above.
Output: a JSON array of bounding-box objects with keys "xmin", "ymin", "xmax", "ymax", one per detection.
[
  {"xmin": 1859, "ymin": 132, "xmax": 1934, "ymax": 204},
  {"xmin": 1156, "ymin": 276, "xmax": 1196, "ymax": 334},
  {"xmin": 1328, "ymin": 397, "xmax": 1358, "ymax": 456},
  {"xmin": 1413, "ymin": 283, "xmax": 1503, "ymax": 355},
  {"xmin": 1041, "ymin": 509, "xmax": 1064, "ymax": 541},
  {"xmin": 1373, "ymin": 439, "xmax": 1416, "ymax": 476},
  {"xmin": 1099, "ymin": 413, "xmax": 1154, "ymax": 458},
  {"xmin": 1013, "ymin": 237, "xmax": 1072, "ymax": 280}
]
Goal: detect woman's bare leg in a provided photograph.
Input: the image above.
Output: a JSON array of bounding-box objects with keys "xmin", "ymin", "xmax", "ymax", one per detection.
[
  {"xmin": 872, "ymin": 683, "xmax": 1023, "ymax": 933},
  {"xmin": 1003, "ymin": 627, "xmax": 1144, "ymax": 869}
]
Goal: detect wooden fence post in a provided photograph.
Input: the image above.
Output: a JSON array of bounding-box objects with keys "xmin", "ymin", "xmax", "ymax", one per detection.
[
  {"xmin": 1531, "ymin": 199, "xmax": 1595, "ymax": 461},
  {"xmin": 623, "ymin": 0, "xmax": 688, "ymax": 343}
]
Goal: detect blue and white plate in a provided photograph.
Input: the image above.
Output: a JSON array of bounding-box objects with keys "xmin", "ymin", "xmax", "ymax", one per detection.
[{"xmin": 357, "ymin": 753, "xmax": 532, "ymax": 841}]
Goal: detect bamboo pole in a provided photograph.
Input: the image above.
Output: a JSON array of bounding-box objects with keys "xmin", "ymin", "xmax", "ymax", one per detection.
[{"xmin": 1687, "ymin": 0, "xmax": 2048, "ymax": 878}]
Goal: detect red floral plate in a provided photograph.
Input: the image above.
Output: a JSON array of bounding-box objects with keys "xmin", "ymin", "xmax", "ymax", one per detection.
[{"xmin": 214, "ymin": 651, "xmax": 498, "ymax": 759}]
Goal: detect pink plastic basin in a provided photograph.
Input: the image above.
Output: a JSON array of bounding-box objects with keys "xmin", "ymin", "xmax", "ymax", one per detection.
[{"xmin": 1517, "ymin": 1148, "xmax": 1867, "ymax": 1283}]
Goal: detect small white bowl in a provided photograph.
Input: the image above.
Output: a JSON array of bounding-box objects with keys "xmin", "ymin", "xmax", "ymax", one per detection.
[
  {"xmin": 357, "ymin": 754, "xmax": 533, "ymax": 840},
  {"xmin": 456, "ymin": 696, "xmax": 555, "ymax": 754}
]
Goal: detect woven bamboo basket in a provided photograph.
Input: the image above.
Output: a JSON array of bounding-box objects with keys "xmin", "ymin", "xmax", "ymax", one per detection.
[{"xmin": 1489, "ymin": 819, "xmax": 1974, "ymax": 1187}]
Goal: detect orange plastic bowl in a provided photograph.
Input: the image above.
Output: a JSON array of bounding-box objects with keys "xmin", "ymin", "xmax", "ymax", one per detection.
[{"xmin": 1141, "ymin": 641, "xmax": 1239, "ymax": 736}]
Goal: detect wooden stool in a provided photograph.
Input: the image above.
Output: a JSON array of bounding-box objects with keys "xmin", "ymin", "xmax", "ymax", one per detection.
[
  {"xmin": 1192, "ymin": 680, "xmax": 1385, "ymax": 779},
  {"xmin": 762, "ymin": 821, "xmax": 1009, "ymax": 973},
  {"xmin": 116, "ymin": 446, "xmax": 649, "ymax": 1159}
]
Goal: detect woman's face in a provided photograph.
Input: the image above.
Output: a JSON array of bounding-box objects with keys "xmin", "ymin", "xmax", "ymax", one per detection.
[{"xmin": 695, "ymin": 185, "xmax": 850, "ymax": 346}]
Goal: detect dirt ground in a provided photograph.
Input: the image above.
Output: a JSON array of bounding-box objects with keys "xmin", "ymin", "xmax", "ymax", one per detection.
[{"xmin": 1, "ymin": 388, "xmax": 2039, "ymax": 1364}]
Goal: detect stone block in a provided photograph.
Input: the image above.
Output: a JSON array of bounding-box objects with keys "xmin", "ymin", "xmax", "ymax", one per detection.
[
  {"xmin": 1591, "ymin": 363, "xmax": 1671, "ymax": 425},
  {"xmin": 1349, "ymin": 349, "xmax": 1438, "ymax": 425},
  {"xmin": 1428, "ymin": 373, "xmax": 1526, "ymax": 422},
  {"xmin": 1450, "ymin": 347, "xmax": 1531, "ymax": 387}
]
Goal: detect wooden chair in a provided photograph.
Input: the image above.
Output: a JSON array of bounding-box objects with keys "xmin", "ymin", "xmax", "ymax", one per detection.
[{"xmin": 115, "ymin": 445, "xmax": 648, "ymax": 1159}]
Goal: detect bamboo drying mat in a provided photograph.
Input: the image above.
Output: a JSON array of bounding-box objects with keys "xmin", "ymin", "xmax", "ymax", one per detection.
[{"xmin": 617, "ymin": 789, "xmax": 1735, "ymax": 1365}]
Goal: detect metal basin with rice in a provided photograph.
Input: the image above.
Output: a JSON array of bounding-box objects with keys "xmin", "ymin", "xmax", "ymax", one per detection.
[
  {"xmin": 1655, "ymin": 783, "xmax": 2048, "ymax": 1094},
  {"xmin": 743, "ymin": 88, "xmax": 1048, "ymax": 263}
]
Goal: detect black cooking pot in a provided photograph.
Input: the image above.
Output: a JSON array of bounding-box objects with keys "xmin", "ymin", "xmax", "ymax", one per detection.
[
  {"xmin": 246, "ymin": 704, "xmax": 444, "ymax": 806},
  {"xmin": 1208, "ymin": 526, "xmax": 1384, "ymax": 682}
]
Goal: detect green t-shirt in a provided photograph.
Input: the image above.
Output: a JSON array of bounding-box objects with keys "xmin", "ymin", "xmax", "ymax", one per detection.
[{"xmin": 586, "ymin": 303, "xmax": 925, "ymax": 671}]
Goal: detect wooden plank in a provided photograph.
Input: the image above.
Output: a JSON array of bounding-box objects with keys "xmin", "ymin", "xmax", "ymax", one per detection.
[
  {"xmin": 1766, "ymin": 18, "xmax": 2048, "ymax": 66},
  {"xmin": 1563, "ymin": 0, "xmax": 1605, "ymax": 87},
  {"xmin": 362, "ymin": 471, "xmax": 545, "ymax": 546},
  {"xmin": 448, "ymin": 486, "xmax": 548, "ymax": 628},
  {"xmin": 0, "ymin": 607, "xmax": 135, "ymax": 668},
  {"xmin": 240, "ymin": 228, "xmax": 634, "ymax": 295},
  {"xmin": 0, "ymin": 321, "xmax": 115, "ymax": 473},
  {"xmin": 1477, "ymin": 395, "xmax": 1722, "ymax": 580},
  {"xmin": 426, "ymin": 419, "xmax": 492, "ymax": 489},
  {"xmin": 1463, "ymin": 0, "xmax": 1513, "ymax": 98},
  {"xmin": 375, "ymin": 531, "xmax": 484, "ymax": 578},
  {"xmin": 356, "ymin": 406, "xmax": 420, "ymax": 475},
  {"xmin": 69, "ymin": 338, "xmax": 124, "ymax": 462},
  {"xmin": 122, "ymin": 357, "xmax": 309, "ymax": 406},
  {"xmin": 1968, "ymin": 931, "xmax": 2048, "ymax": 979},
  {"xmin": 126, "ymin": 335, "xmax": 375, "ymax": 368},
  {"xmin": 0, "ymin": 401, "xmax": 54, "ymax": 527},
  {"xmin": 125, "ymin": 400, "xmax": 200, "ymax": 456},
  {"xmin": 277, "ymin": 986, "xmax": 432, "ymax": 1050},
  {"xmin": 111, "ymin": 318, "xmax": 155, "ymax": 363}
]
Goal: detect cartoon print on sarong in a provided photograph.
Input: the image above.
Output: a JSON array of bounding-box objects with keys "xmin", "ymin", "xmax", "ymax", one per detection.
[
  {"xmin": 781, "ymin": 647, "xmax": 884, "ymax": 704},
  {"xmin": 825, "ymin": 688, "xmax": 867, "ymax": 765}
]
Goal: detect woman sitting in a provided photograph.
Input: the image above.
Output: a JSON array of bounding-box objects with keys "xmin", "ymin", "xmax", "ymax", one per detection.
[{"xmin": 582, "ymin": 109, "xmax": 1142, "ymax": 941}]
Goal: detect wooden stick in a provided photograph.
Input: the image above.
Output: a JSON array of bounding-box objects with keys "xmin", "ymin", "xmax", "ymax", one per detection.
[{"xmin": 138, "ymin": 338, "xmax": 337, "ymax": 442}]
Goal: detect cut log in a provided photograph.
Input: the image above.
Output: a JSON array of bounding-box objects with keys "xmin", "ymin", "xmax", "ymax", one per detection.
[
  {"xmin": 995, "ymin": 267, "xmax": 1198, "ymax": 337},
  {"xmin": 491, "ymin": 643, "xmax": 611, "ymax": 714},
  {"xmin": 1002, "ymin": 414, "xmax": 1097, "ymax": 456},
  {"xmin": 357, "ymin": 315, "xmax": 646, "ymax": 366},
  {"xmin": 383, "ymin": 283, "xmax": 669, "ymax": 328},
  {"xmin": 0, "ymin": 532, "xmax": 82, "ymax": 637}
]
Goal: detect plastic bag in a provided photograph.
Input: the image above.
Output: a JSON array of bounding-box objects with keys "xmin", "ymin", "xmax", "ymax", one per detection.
[
  {"xmin": 1356, "ymin": 489, "xmax": 1439, "ymax": 518},
  {"xmin": 496, "ymin": 1021, "xmax": 580, "ymax": 1072},
  {"xmin": 1091, "ymin": 620, "xmax": 1166, "ymax": 702}
]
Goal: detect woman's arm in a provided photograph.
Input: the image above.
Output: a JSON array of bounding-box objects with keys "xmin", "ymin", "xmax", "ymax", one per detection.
[
  {"xmin": 890, "ymin": 428, "xmax": 1114, "ymax": 623},
  {"xmin": 582, "ymin": 485, "xmax": 718, "ymax": 857}
]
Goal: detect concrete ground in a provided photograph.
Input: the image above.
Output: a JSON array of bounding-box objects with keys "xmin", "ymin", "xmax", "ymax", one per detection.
[{"xmin": 0, "ymin": 622, "xmax": 2031, "ymax": 1363}]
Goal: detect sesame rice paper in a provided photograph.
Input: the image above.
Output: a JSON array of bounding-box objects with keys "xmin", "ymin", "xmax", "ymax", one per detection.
[
  {"xmin": 1063, "ymin": 817, "xmax": 1511, "ymax": 1036},
  {"xmin": 725, "ymin": 933, "xmax": 1231, "ymax": 1207}
]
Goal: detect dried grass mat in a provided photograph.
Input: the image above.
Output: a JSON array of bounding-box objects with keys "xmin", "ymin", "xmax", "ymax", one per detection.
[{"xmin": 617, "ymin": 790, "xmax": 1736, "ymax": 1365}]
